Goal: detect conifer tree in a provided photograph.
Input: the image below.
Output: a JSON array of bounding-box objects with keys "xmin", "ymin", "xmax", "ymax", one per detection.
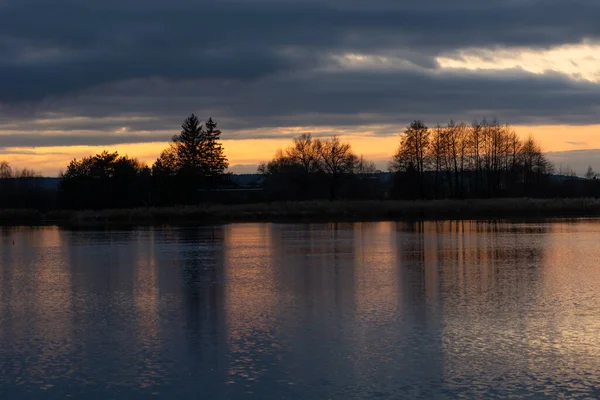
[
  {"xmin": 202, "ymin": 117, "xmax": 229, "ymax": 176},
  {"xmin": 155, "ymin": 114, "xmax": 229, "ymax": 177}
]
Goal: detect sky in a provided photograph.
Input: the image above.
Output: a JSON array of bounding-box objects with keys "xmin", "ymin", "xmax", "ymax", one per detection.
[{"xmin": 1, "ymin": 0, "xmax": 600, "ymax": 176}]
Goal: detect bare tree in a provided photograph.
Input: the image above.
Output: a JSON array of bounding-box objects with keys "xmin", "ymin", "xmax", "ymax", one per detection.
[
  {"xmin": 520, "ymin": 136, "xmax": 553, "ymax": 193},
  {"xmin": 390, "ymin": 118, "xmax": 557, "ymax": 198},
  {"xmin": 258, "ymin": 149, "xmax": 300, "ymax": 175},
  {"xmin": 15, "ymin": 168, "xmax": 38, "ymax": 178},
  {"xmin": 390, "ymin": 120, "xmax": 430, "ymax": 198},
  {"xmin": 0, "ymin": 161, "xmax": 13, "ymax": 179},
  {"xmin": 317, "ymin": 136, "xmax": 358, "ymax": 200},
  {"xmin": 558, "ymin": 165, "xmax": 578, "ymax": 179},
  {"xmin": 258, "ymin": 134, "xmax": 321, "ymax": 176},
  {"xmin": 445, "ymin": 120, "xmax": 469, "ymax": 197},
  {"xmin": 355, "ymin": 155, "xmax": 377, "ymax": 174},
  {"xmin": 468, "ymin": 120, "xmax": 483, "ymax": 195},
  {"xmin": 430, "ymin": 124, "xmax": 446, "ymax": 195},
  {"xmin": 287, "ymin": 134, "xmax": 321, "ymax": 174}
]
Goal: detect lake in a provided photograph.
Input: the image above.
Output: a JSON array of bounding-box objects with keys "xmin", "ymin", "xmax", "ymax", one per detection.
[{"xmin": 1, "ymin": 220, "xmax": 600, "ymax": 399}]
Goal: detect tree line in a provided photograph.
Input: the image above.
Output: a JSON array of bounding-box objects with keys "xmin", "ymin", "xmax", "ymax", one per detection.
[
  {"xmin": 0, "ymin": 115, "xmax": 599, "ymax": 210},
  {"xmin": 389, "ymin": 119, "xmax": 554, "ymax": 199},
  {"xmin": 0, "ymin": 162, "xmax": 48, "ymax": 209},
  {"xmin": 58, "ymin": 114, "xmax": 229, "ymax": 208},
  {"xmin": 256, "ymin": 119, "xmax": 592, "ymax": 201}
]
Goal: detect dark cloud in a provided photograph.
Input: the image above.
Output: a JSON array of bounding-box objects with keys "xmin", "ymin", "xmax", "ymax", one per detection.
[
  {"xmin": 2, "ymin": 68, "xmax": 597, "ymax": 143},
  {"xmin": 2, "ymin": 0, "xmax": 600, "ymax": 99},
  {"xmin": 0, "ymin": 0, "xmax": 600, "ymax": 146},
  {"xmin": 0, "ymin": 133, "xmax": 169, "ymax": 147}
]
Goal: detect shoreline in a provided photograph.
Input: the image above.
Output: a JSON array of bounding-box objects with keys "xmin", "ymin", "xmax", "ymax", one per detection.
[{"xmin": 2, "ymin": 198, "xmax": 600, "ymax": 228}]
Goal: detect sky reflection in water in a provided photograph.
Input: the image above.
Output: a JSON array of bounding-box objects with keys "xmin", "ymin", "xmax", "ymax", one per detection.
[{"xmin": 1, "ymin": 220, "xmax": 600, "ymax": 399}]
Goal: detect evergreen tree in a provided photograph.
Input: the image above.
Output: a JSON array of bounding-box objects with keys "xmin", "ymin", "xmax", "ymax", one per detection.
[
  {"xmin": 202, "ymin": 117, "xmax": 229, "ymax": 177},
  {"xmin": 152, "ymin": 114, "xmax": 229, "ymax": 203},
  {"xmin": 157, "ymin": 114, "xmax": 229, "ymax": 177},
  {"xmin": 172, "ymin": 114, "xmax": 205, "ymax": 172}
]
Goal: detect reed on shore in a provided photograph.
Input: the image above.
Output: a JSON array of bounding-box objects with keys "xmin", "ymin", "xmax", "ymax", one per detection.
[{"xmin": 2, "ymin": 198, "xmax": 600, "ymax": 227}]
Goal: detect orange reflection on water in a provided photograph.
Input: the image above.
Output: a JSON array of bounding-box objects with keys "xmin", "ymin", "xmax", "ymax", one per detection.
[
  {"xmin": 222, "ymin": 223, "xmax": 279, "ymax": 383},
  {"xmin": 353, "ymin": 222, "xmax": 400, "ymax": 321},
  {"xmin": 132, "ymin": 230, "xmax": 162, "ymax": 389}
]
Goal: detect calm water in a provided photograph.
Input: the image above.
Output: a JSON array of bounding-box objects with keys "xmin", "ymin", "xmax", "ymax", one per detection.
[{"xmin": 1, "ymin": 220, "xmax": 600, "ymax": 399}]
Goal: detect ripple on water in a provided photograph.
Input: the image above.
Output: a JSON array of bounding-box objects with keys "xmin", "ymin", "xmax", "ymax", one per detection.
[{"xmin": 1, "ymin": 221, "xmax": 600, "ymax": 399}]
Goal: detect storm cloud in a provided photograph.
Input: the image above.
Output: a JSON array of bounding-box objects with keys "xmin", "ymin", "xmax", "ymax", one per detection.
[{"xmin": 1, "ymin": 0, "xmax": 600, "ymax": 146}]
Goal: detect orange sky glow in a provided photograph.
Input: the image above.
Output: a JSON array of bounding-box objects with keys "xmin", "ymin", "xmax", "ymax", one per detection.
[{"xmin": 1, "ymin": 124, "xmax": 599, "ymax": 176}]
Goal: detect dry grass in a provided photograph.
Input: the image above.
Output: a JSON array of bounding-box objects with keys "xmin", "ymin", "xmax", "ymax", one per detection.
[{"xmin": 2, "ymin": 198, "xmax": 600, "ymax": 227}]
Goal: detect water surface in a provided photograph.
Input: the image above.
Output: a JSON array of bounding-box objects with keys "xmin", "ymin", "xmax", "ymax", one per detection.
[{"xmin": 1, "ymin": 220, "xmax": 600, "ymax": 399}]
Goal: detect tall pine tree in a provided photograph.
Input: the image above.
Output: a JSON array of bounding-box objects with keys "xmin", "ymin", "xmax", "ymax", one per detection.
[
  {"xmin": 202, "ymin": 117, "xmax": 229, "ymax": 177},
  {"xmin": 154, "ymin": 114, "xmax": 229, "ymax": 179},
  {"xmin": 172, "ymin": 114, "xmax": 204, "ymax": 171}
]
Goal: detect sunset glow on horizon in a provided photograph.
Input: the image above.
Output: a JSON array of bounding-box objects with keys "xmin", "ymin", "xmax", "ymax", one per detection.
[{"xmin": 1, "ymin": 123, "xmax": 599, "ymax": 176}]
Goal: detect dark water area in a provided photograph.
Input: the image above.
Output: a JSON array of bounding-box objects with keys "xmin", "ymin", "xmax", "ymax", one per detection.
[{"xmin": 1, "ymin": 220, "xmax": 600, "ymax": 399}]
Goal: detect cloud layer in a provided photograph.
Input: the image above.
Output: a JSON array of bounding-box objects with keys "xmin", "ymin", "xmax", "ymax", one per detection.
[{"xmin": 1, "ymin": 0, "xmax": 600, "ymax": 148}]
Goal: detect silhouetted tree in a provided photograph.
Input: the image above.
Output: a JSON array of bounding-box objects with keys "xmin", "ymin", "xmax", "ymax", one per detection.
[
  {"xmin": 258, "ymin": 149, "xmax": 308, "ymax": 200},
  {"xmin": 152, "ymin": 149, "xmax": 178, "ymax": 177},
  {"xmin": 318, "ymin": 135, "xmax": 358, "ymax": 200},
  {"xmin": 558, "ymin": 165, "xmax": 577, "ymax": 179},
  {"xmin": 446, "ymin": 121, "xmax": 468, "ymax": 198},
  {"xmin": 390, "ymin": 118, "xmax": 557, "ymax": 199},
  {"xmin": 259, "ymin": 134, "xmax": 377, "ymax": 200},
  {"xmin": 152, "ymin": 114, "xmax": 229, "ymax": 204},
  {"xmin": 163, "ymin": 114, "xmax": 229, "ymax": 177},
  {"xmin": 0, "ymin": 161, "xmax": 52, "ymax": 209},
  {"xmin": 15, "ymin": 168, "xmax": 38, "ymax": 178},
  {"xmin": 258, "ymin": 134, "xmax": 324, "ymax": 200},
  {"xmin": 172, "ymin": 114, "xmax": 205, "ymax": 172},
  {"xmin": 0, "ymin": 161, "xmax": 12, "ymax": 179},
  {"xmin": 258, "ymin": 149, "xmax": 303, "ymax": 175},
  {"xmin": 60, "ymin": 151, "xmax": 150, "ymax": 209},
  {"xmin": 519, "ymin": 136, "xmax": 553, "ymax": 195},
  {"xmin": 287, "ymin": 134, "xmax": 321, "ymax": 174},
  {"xmin": 390, "ymin": 120, "xmax": 430, "ymax": 198},
  {"xmin": 355, "ymin": 155, "xmax": 377, "ymax": 174},
  {"xmin": 0, "ymin": 161, "xmax": 13, "ymax": 206},
  {"xmin": 258, "ymin": 134, "xmax": 321, "ymax": 174},
  {"xmin": 468, "ymin": 120, "xmax": 483, "ymax": 195},
  {"xmin": 203, "ymin": 118, "xmax": 229, "ymax": 177}
]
